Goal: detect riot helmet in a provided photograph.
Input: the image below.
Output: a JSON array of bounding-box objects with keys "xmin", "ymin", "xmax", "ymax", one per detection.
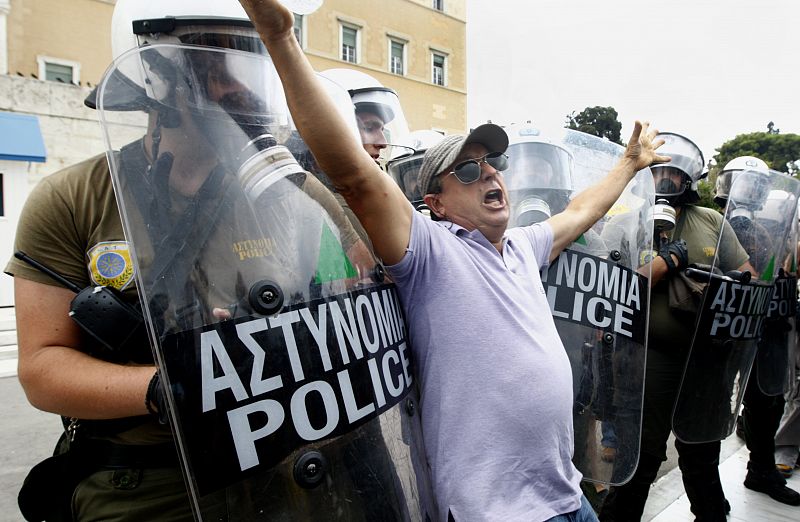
[
  {"xmin": 86, "ymin": 0, "xmax": 270, "ymax": 112},
  {"xmin": 94, "ymin": 0, "xmax": 358, "ymax": 191},
  {"xmin": 650, "ymin": 132, "xmax": 705, "ymax": 205},
  {"xmin": 319, "ymin": 69, "xmax": 411, "ymax": 165},
  {"xmin": 386, "ymin": 130, "xmax": 446, "ymax": 210},
  {"xmin": 726, "ymin": 168, "xmax": 773, "ymax": 223},
  {"xmin": 714, "ymin": 156, "xmax": 769, "ymax": 208},
  {"xmin": 505, "ymin": 123, "xmax": 573, "ymax": 226},
  {"xmin": 758, "ymin": 187, "xmax": 798, "ymax": 239}
]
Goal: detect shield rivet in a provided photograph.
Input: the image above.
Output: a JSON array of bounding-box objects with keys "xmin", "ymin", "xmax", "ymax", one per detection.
[
  {"xmin": 249, "ymin": 280, "xmax": 284, "ymax": 315},
  {"xmin": 293, "ymin": 451, "xmax": 328, "ymax": 489},
  {"xmin": 372, "ymin": 263, "xmax": 386, "ymax": 283}
]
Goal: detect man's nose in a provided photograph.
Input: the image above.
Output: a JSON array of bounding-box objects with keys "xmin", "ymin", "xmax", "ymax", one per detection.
[{"xmin": 481, "ymin": 160, "xmax": 499, "ymax": 178}]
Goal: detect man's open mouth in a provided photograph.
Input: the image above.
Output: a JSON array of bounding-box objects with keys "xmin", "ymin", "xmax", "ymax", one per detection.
[{"xmin": 484, "ymin": 189, "xmax": 504, "ymax": 206}]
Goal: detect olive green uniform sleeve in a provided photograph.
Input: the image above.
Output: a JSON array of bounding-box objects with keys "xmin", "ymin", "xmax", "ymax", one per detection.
[{"xmin": 5, "ymin": 154, "xmax": 125, "ymax": 290}]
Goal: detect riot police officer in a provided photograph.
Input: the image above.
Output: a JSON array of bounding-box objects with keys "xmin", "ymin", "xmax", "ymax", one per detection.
[
  {"xmin": 599, "ymin": 133, "xmax": 755, "ymax": 522},
  {"xmin": 7, "ymin": 2, "xmax": 275, "ymax": 519},
  {"xmin": 319, "ymin": 68, "xmax": 411, "ymax": 167},
  {"xmin": 9, "ymin": 0, "xmax": 414, "ymax": 520},
  {"xmin": 716, "ymin": 157, "xmax": 800, "ymax": 506}
]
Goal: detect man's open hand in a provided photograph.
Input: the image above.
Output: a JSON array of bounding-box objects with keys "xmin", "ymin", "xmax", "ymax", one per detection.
[{"xmin": 624, "ymin": 121, "xmax": 671, "ymax": 172}]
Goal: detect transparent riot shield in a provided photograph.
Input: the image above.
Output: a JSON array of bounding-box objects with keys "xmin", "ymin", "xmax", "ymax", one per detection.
[
  {"xmin": 506, "ymin": 127, "xmax": 653, "ymax": 485},
  {"xmin": 98, "ymin": 45, "xmax": 434, "ymax": 521},
  {"xmin": 672, "ymin": 169, "xmax": 800, "ymax": 443},
  {"xmin": 756, "ymin": 185, "xmax": 799, "ymax": 395}
]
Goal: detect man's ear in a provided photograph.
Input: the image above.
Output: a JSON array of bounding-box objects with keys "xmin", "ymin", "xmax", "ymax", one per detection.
[{"xmin": 423, "ymin": 193, "xmax": 445, "ymax": 219}]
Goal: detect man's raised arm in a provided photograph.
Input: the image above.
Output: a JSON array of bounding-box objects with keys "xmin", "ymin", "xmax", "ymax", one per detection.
[
  {"xmin": 238, "ymin": 0, "xmax": 412, "ymax": 264},
  {"xmin": 547, "ymin": 121, "xmax": 670, "ymax": 262}
]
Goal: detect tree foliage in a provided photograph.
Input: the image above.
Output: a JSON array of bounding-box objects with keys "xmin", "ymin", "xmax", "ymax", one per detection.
[
  {"xmin": 694, "ymin": 179, "xmax": 721, "ymax": 212},
  {"xmin": 565, "ymin": 106, "xmax": 623, "ymax": 145},
  {"xmin": 710, "ymin": 132, "xmax": 800, "ymax": 178}
]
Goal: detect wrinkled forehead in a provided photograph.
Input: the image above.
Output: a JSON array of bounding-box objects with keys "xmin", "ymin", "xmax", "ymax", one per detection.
[{"xmin": 454, "ymin": 142, "xmax": 488, "ymax": 164}]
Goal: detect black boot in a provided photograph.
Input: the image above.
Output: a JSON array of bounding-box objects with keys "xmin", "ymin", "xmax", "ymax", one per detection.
[{"xmin": 744, "ymin": 462, "xmax": 800, "ymax": 506}]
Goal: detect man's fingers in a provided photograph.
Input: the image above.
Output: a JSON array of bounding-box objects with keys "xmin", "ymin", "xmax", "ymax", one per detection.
[
  {"xmin": 629, "ymin": 120, "xmax": 644, "ymax": 142},
  {"xmin": 646, "ymin": 127, "xmax": 660, "ymax": 140},
  {"xmin": 652, "ymin": 154, "xmax": 672, "ymax": 165},
  {"xmin": 652, "ymin": 138, "xmax": 666, "ymax": 150},
  {"xmin": 212, "ymin": 307, "xmax": 233, "ymax": 320}
]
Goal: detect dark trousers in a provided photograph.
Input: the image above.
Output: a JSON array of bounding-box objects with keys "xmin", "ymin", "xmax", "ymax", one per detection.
[
  {"xmin": 742, "ymin": 358, "xmax": 786, "ymax": 474},
  {"xmin": 599, "ymin": 348, "xmax": 727, "ymax": 522}
]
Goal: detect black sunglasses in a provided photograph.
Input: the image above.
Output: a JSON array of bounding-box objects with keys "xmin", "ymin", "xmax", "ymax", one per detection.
[{"xmin": 444, "ymin": 152, "xmax": 509, "ymax": 184}]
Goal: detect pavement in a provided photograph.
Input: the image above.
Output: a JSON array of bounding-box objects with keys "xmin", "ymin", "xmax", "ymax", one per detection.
[
  {"xmin": 646, "ymin": 436, "xmax": 800, "ymax": 521},
  {"xmin": 0, "ymin": 307, "xmax": 64, "ymax": 522},
  {"xmin": 0, "ymin": 307, "xmax": 17, "ymax": 379}
]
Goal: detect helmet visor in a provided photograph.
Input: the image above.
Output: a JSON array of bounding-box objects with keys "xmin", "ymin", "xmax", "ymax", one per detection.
[
  {"xmin": 387, "ymin": 154, "xmax": 424, "ymax": 204},
  {"xmin": 112, "ymin": 44, "xmax": 290, "ymax": 132},
  {"xmin": 654, "ymin": 133, "xmax": 704, "ymax": 181},
  {"xmin": 504, "ymin": 142, "xmax": 572, "ymax": 192},
  {"xmin": 728, "ymin": 168, "xmax": 771, "ymax": 210},
  {"xmin": 134, "ymin": 22, "xmax": 268, "ymax": 56},
  {"xmin": 652, "ymin": 166, "xmax": 687, "ymax": 198}
]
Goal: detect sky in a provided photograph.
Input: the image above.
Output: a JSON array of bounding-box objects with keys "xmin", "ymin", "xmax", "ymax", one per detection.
[{"xmin": 466, "ymin": 0, "xmax": 800, "ymax": 165}]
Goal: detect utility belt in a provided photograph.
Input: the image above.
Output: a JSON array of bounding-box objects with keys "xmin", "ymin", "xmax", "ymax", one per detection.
[
  {"xmin": 79, "ymin": 438, "xmax": 180, "ymax": 470},
  {"xmin": 18, "ymin": 435, "xmax": 180, "ymax": 522}
]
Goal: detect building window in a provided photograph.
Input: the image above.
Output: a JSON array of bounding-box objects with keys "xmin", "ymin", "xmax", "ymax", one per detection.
[
  {"xmin": 432, "ymin": 52, "xmax": 446, "ymax": 86},
  {"xmin": 341, "ymin": 25, "xmax": 359, "ymax": 64},
  {"xmin": 293, "ymin": 14, "xmax": 304, "ymax": 46},
  {"xmin": 390, "ymin": 40, "xmax": 405, "ymax": 75},
  {"xmin": 37, "ymin": 56, "xmax": 80, "ymax": 85},
  {"xmin": 433, "ymin": 0, "xmax": 444, "ymax": 11}
]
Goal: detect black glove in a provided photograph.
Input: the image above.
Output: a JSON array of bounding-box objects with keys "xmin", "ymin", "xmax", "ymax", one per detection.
[
  {"xmin": 658, "ymin": 239, "xmax": 688, "ymax": 276},
  {"xmin": 146, "ymin": 370, "xmax": 169, "ymax": 425}
]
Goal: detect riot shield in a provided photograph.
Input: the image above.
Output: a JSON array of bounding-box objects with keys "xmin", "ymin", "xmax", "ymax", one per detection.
[
  {"xmin": 672, "ymin": 169, "xmax": 800, "ymax": 443},
  {"xmin": 506, "ymin": 126, "xmax": 653, "ymax": 485},
  {"xmin": 756, "ymin": 185, "xmax": 799, "ymax": 395},
  {"xmin": 98, "ymin": 45, "xmax": 434, "ymax": 521}
]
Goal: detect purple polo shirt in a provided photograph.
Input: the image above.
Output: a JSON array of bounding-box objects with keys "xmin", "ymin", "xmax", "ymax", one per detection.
[{"xmin": 386, "ymin": 211, "xmax": 582, "ymax": 522}]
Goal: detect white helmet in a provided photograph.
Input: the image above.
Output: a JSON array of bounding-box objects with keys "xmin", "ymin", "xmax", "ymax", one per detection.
[
  {"xmin": 714, "ymin": 156, "xmax": 770, "ymax": 207},
  {"xmin": 651, "ymin": 132, "xmax": 704, "ymax": 202},
  {"xmin": 319, "ymin": 68, "xmax": 411, "ymax": 164},
  {"xmin": 111, "ymin": 0, "xmax": 259, "ymax": 59},
  {"xmin": 86, "ymin": 0, "xmax": 267, "ymax": 110},
  {"xmin": 94, "ymin": 0, "xmax": 358, "ymax": 184}
]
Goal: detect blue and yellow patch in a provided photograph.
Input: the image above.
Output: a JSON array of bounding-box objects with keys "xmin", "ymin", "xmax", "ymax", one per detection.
[
  {"xmin": 87, "ymin": 241, "xmax": 135, "ymax": 290},
  {"xmin": 640, "ymin": 249, "xmax": 657, "ymax": 266}
]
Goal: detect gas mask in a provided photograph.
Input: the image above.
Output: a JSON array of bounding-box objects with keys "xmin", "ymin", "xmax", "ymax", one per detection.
[{"xmin": 652, "ymin": 166, "xmax": 688, "ymax": 206}]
